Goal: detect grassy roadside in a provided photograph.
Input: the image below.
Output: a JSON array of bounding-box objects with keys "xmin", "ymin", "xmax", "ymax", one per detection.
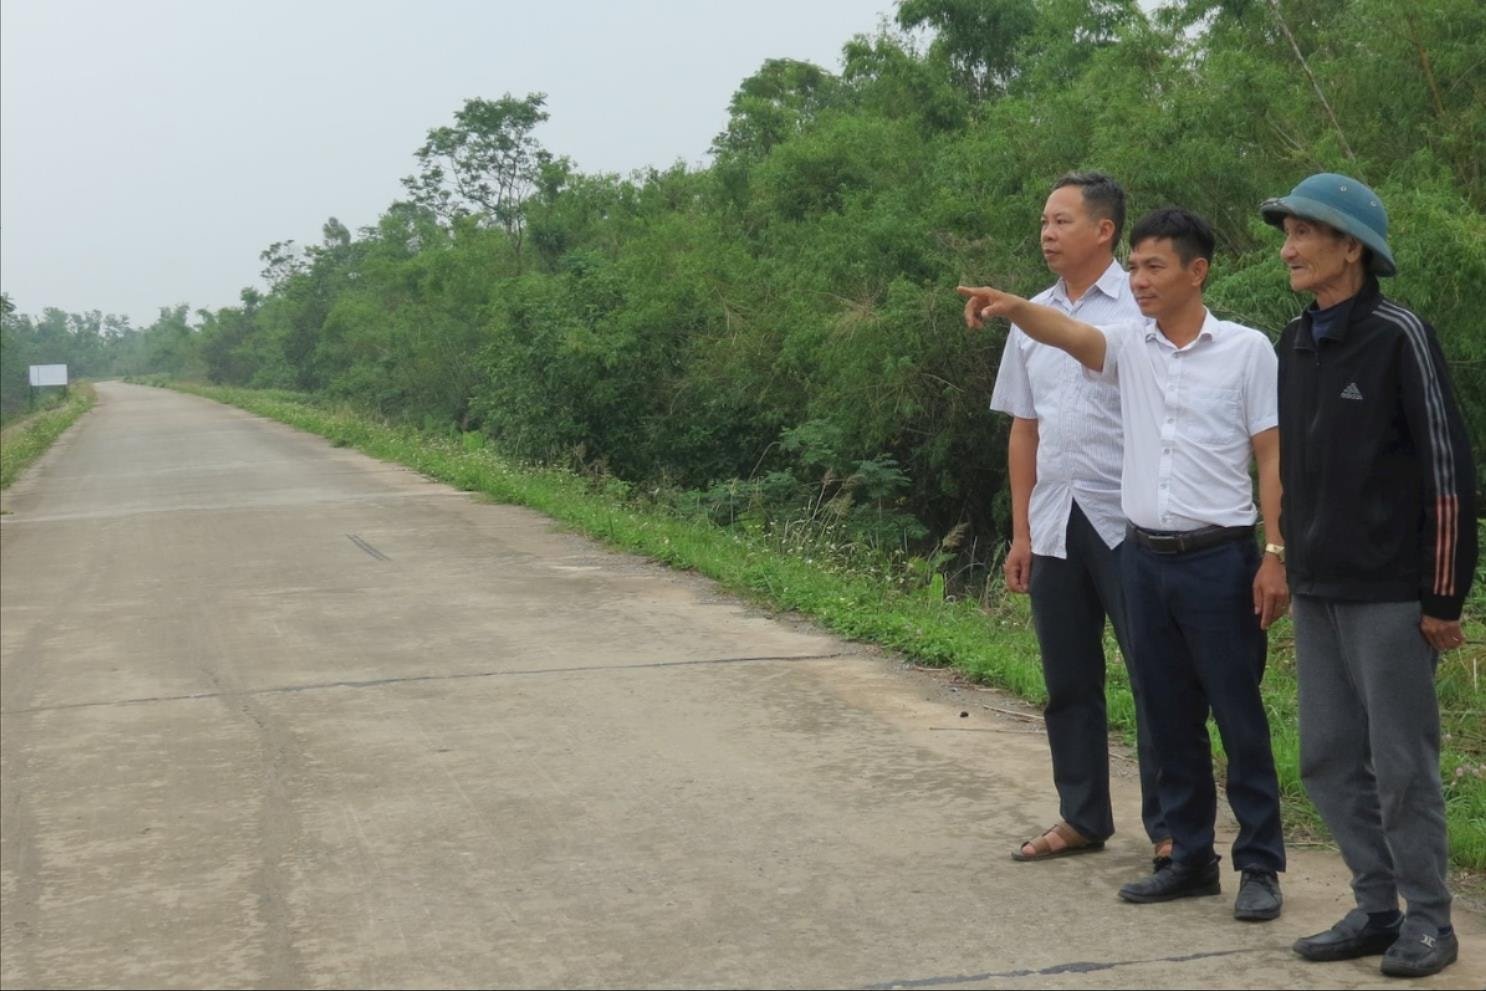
[
  {"xmin": 0, "ymin": 384, "xmax": 96, "ymax": 491},
  {"xmin": 158, "ymin": 380, "xmax": 1485, "ymax": 881}
]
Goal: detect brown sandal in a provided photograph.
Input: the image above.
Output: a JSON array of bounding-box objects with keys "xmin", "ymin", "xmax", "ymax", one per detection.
[{"xmin": 1011, "ymin": 822, "xmax": 1105, "ymax": 862}]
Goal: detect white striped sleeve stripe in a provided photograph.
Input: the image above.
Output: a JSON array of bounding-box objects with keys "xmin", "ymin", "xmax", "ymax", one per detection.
[{"xmin": 1379, "ymin": 302, "xmax": 1459, "ymax": 596}]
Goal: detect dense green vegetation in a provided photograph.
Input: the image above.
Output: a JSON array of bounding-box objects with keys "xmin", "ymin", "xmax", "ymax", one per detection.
[
  {"xmin": 0, "ymin": 296, "xmax": 190, "ymax": 421},
  {"xmin": 6, "ymin": 0, "xmax": 1482, "ymax": 552},
  {"xmin": 5, "ymin": 0, "xmax": 1483, "ymax": 865}
]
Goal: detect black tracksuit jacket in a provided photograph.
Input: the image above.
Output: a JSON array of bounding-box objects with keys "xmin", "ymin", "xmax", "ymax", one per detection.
[{"xmin": 1276, "ymin": 278, "xmax": 1478, "ymax": 620}]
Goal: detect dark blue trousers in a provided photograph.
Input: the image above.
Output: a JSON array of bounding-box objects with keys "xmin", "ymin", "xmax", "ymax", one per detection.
[
  {"xmin": 1028, "ymin": 502, "xmax": 1167, "ymax": 843},
  {"xmin": 1121, "ymin": 535, "xmax": 1285, "ymax": 873}
]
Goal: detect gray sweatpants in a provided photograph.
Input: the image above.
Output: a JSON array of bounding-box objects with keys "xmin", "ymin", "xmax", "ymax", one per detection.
[{"xmin": 1292, "ymin": 595, "xmax": 1451, "ymax": 929}]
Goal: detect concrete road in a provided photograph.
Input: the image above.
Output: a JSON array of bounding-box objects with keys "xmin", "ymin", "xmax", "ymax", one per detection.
[{"xmin": 2, "ymin": 381, "xmax": 1480, "ymax": 990}]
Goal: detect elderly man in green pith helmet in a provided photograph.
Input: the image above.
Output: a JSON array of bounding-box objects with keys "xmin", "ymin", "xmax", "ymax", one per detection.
[{"xmin": 1259, "ymin": 173, "xmax": 1478, "ymax": 980}]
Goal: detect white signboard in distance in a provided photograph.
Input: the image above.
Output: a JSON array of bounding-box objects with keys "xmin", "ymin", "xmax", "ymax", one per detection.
[{"xmin": 28, "ymin": 364, "xmax": 69, "ymax": 387}]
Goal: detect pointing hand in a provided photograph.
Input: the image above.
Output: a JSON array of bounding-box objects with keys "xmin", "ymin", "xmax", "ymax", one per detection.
[{"xmin": 956, "ymin": 285, "xmax": 1020, "ymax": 329}]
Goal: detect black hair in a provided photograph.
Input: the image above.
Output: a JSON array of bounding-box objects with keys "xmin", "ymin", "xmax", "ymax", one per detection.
[
  {"xmin": 1052, "ymin": 171, "xmax": 1126, "ymax": 243},
  {"xmin": 1128, "ymin": 207, "xmax": 1216, "ymax": 269}
]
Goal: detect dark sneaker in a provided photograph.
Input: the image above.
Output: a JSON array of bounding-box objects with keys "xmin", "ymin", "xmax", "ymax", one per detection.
[
  {"xmin": 1293, "ymin": 908, "xmax": 1401, "ymax": 961},
  {"xmin": 1380, "ymin": 922, "xmax": 1458, "ymax": 978},
  {"xmin": 1119, "ymin": 856, "xmax": 1221, "ymax": 903},
  {"xmin": 1233, "ymin": 869, "xmax": 1282, "ymax": 921}
]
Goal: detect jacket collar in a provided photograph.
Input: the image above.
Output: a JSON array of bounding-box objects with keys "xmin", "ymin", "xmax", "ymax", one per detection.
[{"xmin": 1293, "ymin": 276, "xmax": 1382, "ymax": 351}]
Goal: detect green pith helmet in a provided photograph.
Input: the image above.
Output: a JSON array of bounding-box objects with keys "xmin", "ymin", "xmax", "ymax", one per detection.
[{"xmin": 1260, "ymin": 172, "xmax": 1396, "ymax": 276}]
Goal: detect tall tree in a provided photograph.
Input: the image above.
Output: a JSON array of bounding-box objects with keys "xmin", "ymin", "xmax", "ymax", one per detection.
[
  {"xmin": 712, "ymin": 59, "xmax": 844, "ymax": 162},
  {"xmin": 896, "ymin": 0, "xmax": 1039, "ymax": 98},
  {"xmin": 401, "ymin": 93, "xmax": 553, "ymax": 270}
]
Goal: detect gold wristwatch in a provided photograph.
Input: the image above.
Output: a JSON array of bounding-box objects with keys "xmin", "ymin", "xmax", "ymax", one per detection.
[{"xmin": 1264, "ymin": 543, "xmax": 1286, "ymax": 563}]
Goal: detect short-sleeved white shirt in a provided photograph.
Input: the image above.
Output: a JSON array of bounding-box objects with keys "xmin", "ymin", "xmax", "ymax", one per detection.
[
  {"xmin": 1092, "ymin": 310, "xmax": 1278, "ymax": 532},
  {"xmin": 989, "ymin": 259, "xmax": 1140, "ymax": 557}
]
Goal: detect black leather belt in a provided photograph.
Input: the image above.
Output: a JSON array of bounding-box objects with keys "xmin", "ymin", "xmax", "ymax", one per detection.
[{"xmin": 1127, "ymin": 523, "xmax": 1254, "ymax": 555}]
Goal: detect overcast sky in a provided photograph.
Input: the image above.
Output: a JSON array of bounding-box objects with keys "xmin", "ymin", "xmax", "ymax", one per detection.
[{"xmin": 1, "ymin": 0, "xmax": 895, "ymax": 327}]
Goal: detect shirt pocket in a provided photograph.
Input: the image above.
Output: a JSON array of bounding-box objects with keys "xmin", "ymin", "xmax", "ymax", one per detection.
[{"xmin": 1182, "ymin": 387, "xmax": 1244, "ymax": 447}]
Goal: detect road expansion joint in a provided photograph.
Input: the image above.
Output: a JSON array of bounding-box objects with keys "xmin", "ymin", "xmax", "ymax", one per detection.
[
  {"xmin": 863, "ymin": 945, "xmax": 1264, "ymax": 989},
  {"xmin": 0, "ymin": 650, "xmax": 859, "ymax": 716}
]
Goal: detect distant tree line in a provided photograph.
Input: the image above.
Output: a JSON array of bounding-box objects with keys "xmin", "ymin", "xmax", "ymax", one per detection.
[
  {"xmin": 0, "ymin": 298, "xmax": 192, "ymax": 421},
  {"xmin": 4, "ymin": 0, "xmax": 1482, "ymax": 555}
]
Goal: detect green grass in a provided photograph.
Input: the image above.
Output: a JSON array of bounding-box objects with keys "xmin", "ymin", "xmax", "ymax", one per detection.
[
  {"xmin": 160, "ymin": 381, "xmax": 1486, "ymax": 882},
  {"xmin": 1, "ymin": 387, "xmax": 68, "ymax": 428},
  {"xmin": 0, "ymin": 385, "xmax": 96, "ymax": 490}
]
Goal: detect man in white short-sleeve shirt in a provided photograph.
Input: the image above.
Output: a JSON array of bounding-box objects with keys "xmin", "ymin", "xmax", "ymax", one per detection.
[
  {"xmin": 1095, "ymin": 306, "xmax": 1282, "ymax": 534},
  {"xmin": 986, "ymin": 172, "xmax": 1169, "ymax": 867},
  {"xmin": 960, "ymin": 207, "xmax": 1289, "ymax": 923}
]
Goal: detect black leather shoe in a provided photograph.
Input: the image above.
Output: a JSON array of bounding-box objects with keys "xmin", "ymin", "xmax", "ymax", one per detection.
[
  {"xmin": 1233, "ymin": 869, "xmax": 1282, "ymax": 921},
  {"xmin": 1293, "ymin": 909, "xmax": 1401, "ymax": 961},
  {"xmin": 1380, "ymin": 924, "xmax": 1458, "ymax": 978},
  {"xmin": 1119, "ymin": 856, "xmax": 1220, "ymax": 903}
]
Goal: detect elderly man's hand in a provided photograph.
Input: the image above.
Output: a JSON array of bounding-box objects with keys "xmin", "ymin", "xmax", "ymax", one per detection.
[
  {"xmin": 1420, "ymin": 614, "xmax": 1466, "ymax": 653},
  {"xmin": 956, "ymin": 285, "xmax": 1021, "ymax": 329}
]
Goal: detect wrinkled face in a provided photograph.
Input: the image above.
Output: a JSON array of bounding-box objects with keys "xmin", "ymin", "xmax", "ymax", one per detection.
[
  {"xmin": 1127, "ymin": 237, "xmax": 1206, "ymax": 320},
  {"xmin": 1279, "ymin": 215, "xmax": 1361, "ymax": 296},
  {"xmin": 1040, "ymin": 185, "xmax": 1110, "ymax": 277}
]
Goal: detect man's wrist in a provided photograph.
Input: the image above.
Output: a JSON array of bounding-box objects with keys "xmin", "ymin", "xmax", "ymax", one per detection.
[
  {"xmin": 1421, "ymin": 594, "xmax": 1463, "ymax": 623},
  {"xmin": 1263, "ymin": 542, "xmax": 1285, "ymax": 563}
]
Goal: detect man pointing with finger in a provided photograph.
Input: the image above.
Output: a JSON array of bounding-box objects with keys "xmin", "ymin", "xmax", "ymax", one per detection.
[{"xmin": 962, "ymin": 207, "xmax": 1288, "ymax": 922}]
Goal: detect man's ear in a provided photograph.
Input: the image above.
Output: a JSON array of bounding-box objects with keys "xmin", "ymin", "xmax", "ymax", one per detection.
[
  {"xmin": 1190, "ymin": 256, "xmax": 1210, "ymax": 287},
  {"xmin": 1097, "ymin": 217, "xmax": 1116, "ymax": 247}
]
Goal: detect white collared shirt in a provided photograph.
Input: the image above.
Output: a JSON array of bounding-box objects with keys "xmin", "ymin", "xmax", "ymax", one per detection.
[
  {"xmin": 989, "ymin": 259, "xmax": 1141, "ymax": 557},
  {"xmin": 1093, "ymin": 310, "xmax": 1278, "ymax": 531}
]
